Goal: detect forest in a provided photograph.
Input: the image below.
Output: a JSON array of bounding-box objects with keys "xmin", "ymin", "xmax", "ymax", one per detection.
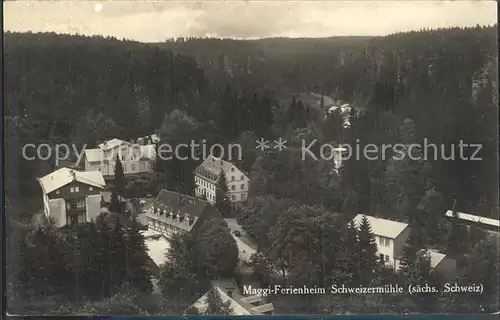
[{"xmin": 4, "ymin": 25, "xmax": 499, "ymax": 314}]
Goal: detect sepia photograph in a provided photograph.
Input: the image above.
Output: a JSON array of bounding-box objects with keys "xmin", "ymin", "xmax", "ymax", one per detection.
[{"xmin": 3, "ymin": 0, "xmax": 499, "ymax": 316}]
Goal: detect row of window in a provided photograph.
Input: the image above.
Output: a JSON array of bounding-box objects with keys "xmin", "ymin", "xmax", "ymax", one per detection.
[
  {"xmin": 56, "ymin": 186, "xmax": 93, "ymax": 195},
  {"xmin": 196, "ymin": 188, "xmax": 246, "ymax": 201},
  {"xmin": 196, "ymin": 177, "xmax": 245, "ymax": 192},
  {"xmin": 66, "ymin": 199, "xmax": 85, "ymax": 210},
  {"xmin": 379, "ymin": 254, "xmax": 390, "ymax": 262},
  {"xmin": 97, "ymin": 162, "xmax": 152, "ymax": 175}
]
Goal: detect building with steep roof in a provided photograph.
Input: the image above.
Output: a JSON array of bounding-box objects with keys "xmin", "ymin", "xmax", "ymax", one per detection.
[
  {"xmin": 187, "ymin": 279, "xmax": 274, "ymax": 315},
  {"xmin": 37, "ymin": 167, "xmax": 106, "ymax": 227},
  {"xmin": 83, "ymin": 138, "xmax": 156, "ymax": 179},
  {"xmin": 194, "ymin": 156, "xmax": 250, "ymax": 204},
  {"xmin": 145, "ymin": 189, "xmax": 220, "ymax": 238},
  {"xmin": 352, "ymin": 214, "xmax": 411, "ymax": 269}
]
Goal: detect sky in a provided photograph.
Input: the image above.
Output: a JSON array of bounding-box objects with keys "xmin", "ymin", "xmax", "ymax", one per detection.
[{"xmin": 4, "ymin": 1, "xmax": 497, "ymax": 42}]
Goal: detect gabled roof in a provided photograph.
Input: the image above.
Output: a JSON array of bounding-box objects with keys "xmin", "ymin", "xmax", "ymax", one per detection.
[
  {"xmin": 37, "ymin": 167, "xmax": 106, "ymax": 194},
  {"xmin": 98, "ymin": 138, "xmax": 129, "ymax": 151},
  {"xmin": 85, "ymin": 144, "xmax": 156, "ymax": 163},
  {"xmin": 188, "ymin": 278, "xmax": 274, "ymax": 315},
  {"xmin": 352, "ymin": 214, "xmax": 409, "ymax": 239},
  {"xmin": 195, "ymin": 156, "xmax": 246, "ymax": 183},
  {"xmin": 145, "ymin": 189, "xmax": 215, "ymax": 232},
  {"xmin": 445, "ymin": 210, "xmax": 500, "ymax": 229},
  {"xmin": 424, "ymin": 249, "xmax": 448, "ymax": 268}
]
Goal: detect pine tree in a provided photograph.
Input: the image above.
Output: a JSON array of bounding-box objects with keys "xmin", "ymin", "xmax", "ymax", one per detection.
[
  {"xmin": 215, "ymin": 168, "xmax": 231, "ymax": 217},
  {"xmin": 204, "ymin": 287, "xmax": 234, "ymax": 315},
  {"xmin": 356, "ymin": 215, "xmax": 378, "ymax": 285},
  {"xmin": 345, "ymin": 220, "xmax": 359, "ymax": 284},
  {"xmin": 109, "ymin": 218, "xmax": 127, "ymax": 291},
  {"xmin": 110, "ymin": 191, "xmax": 122, "ymax": 214},
  {"xmin": 398, "ymin": 227, "xmax": 425, "ymax": 280},
  {"xmin": 114, "ymin": 154, "xmax": 125, "ymax": 195},
  {"xmin": 125, "ymin": 218, "xmax": 153, "ymax": 293},
  {"xmin": 96, "ymin": 215, "xmax": 112, "ymax": 298}
]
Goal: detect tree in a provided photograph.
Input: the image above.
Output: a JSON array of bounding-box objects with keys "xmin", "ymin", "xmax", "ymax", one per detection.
[
  {"xmin": 114, "ymin": 154, "xmax": 125, "ymax": 195},
  {"xmin": 463, "ymin": 239, "xmax": 499, "ymax": 310},
  {"xmin": 356, "ymin": 215, "xmax": 378, "ymax": 285},
  {"xmin": 204, "ymin": 287, "xmax": 234, "ymax": 315},
  {"xmin": 344, "ymin": 220, "xmax": 359, "ymax": 285},
  {"xmin": 197, "ymin": 222, "xmax": 239, "ymax": 278},
  {"xmin": 215, "ymin": 168, "xmax": 231, "ymax": 217},
  {"xmin": 110, "ymin": 191, "xmax": 122, "ymax": 214},
  {"xmin": 125, "ymin": 218, "xmax": 153, "ymax": 293}
]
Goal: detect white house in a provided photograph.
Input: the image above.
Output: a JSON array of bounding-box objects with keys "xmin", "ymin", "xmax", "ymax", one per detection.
[
  {"xmin": 194, "ymin": 156, "xmax": 250, "ymax": 204},
  {"xmin": 83, "ymin": 138, "xmax": 156, "ymax": 179},
  {"xmin": 37, "ymin": 168, "xmax": 106, "ymax": 227},
  {"xmin": 352, "ymin": 214, "xmax": 411, "ymax": 269}
]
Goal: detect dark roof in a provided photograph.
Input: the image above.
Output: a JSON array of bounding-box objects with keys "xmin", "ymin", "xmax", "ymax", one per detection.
[
  {"xmin": 146, "ymin": 189, "xmax": 215, "ymax": 232},
  {"xmin": 154, "ymin": 189, "xmax": 209, "ymax": 218}
]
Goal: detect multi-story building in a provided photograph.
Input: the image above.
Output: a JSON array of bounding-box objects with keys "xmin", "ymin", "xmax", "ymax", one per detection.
[
  {"xmin": 194, "ymin": 156, "xmax": 250, "ymax": 204},
  {"xmin": 83, "ymin": 138, "xmax": 156, "ymax": 179},
  {"xmin": 352, "ymin": 214, "xmax": 411, "ymax": 269},
  {"xmin": 37, "ymin": 167, "xmax": 106, "ymax": 227},
  {"xmin": 145, "ymin": 189, "xmax": 220, "ymax": 238}
]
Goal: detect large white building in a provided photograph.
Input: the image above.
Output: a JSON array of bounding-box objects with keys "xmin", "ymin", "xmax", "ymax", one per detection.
[
  {"xmin": 352, "ymin": 214, "xmax": 411, "ymax": 269},
  {"xmin": 37, "ymin": 168, "xmax": 106, "ymax": 227},
  {"xmin": 194, "ymin": 156, "xmax": 250, "ymax": 204},
  {"xmin": 83, "ymin": 138, "xmax": 156, "ymax": 179}
]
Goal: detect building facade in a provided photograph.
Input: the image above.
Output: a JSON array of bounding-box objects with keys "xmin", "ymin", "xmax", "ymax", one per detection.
[
  {"xmin": 37, "ymin": 168, "xmax": 106, "ymax": 227},
  {"xmin": 194, "ymin": 156, "xmax": 250, "ymax": 204},
  {"xmin": 352, "ymin": 214, "xmax": 411, "ymax": 269},
  {"xmin": 83, "ymin": 138, "xmax": 156, "ymax": 179},
  {"xmin": 145, "ymin": 189, "xmax": 220, "ymax": 238}
]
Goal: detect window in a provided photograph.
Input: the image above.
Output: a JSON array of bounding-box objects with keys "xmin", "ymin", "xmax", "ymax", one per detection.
[
  {"xmin": 378, "ymin": 236, "xmax": 390, "ymax": 247},
  {"xmin": 241, "ymin": 184, "xmax": 245, "ymax": 190},
  {"xmin": 131, "ymin": 164, "xmax": 136, "ymax": 171},
  {"xmin": 384, "ymin": 255, "xmax": 389, "ymax": 262},
  {"xmin": 70, "ymin": 186, "xmax": 80, "ymax": 193},
  {"xmin": 231, "ymin": 185, "xmax": 236, "ymax": 191},
  {"xmin": 231, "ymin": 167, "xmax": 235, "ymax": 172},
  {"xmin": 89, "ymin": 186, "xmax": 93, "ymax": 191},
  {"xmin": 379, "ymin": 254, "xmax": 384, "ymax": 262},
  {"xmin": 240, "ymin": 175, "xmax": 244, "ymax": 180},
  {"xmin": 55, "ymin": 190, "xmax": 60, "ymax": 195},
  {"xmin": 231, "ymin": 176, "xmax": 235, "ymax": 181},
  {"xmin": 231, "ymin": 195, "xmax": 235, "ymax": 200},
  {"xmin": 141, "ymin": 162, "xmax": 146, "ymax": 170},
  {"xmin": 240, "ymin": 194, "xmax": 244, "ymax": 200},
  {"xmin": 75, "ymin": 186, "xmax": 79, "ymax": 192}
]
